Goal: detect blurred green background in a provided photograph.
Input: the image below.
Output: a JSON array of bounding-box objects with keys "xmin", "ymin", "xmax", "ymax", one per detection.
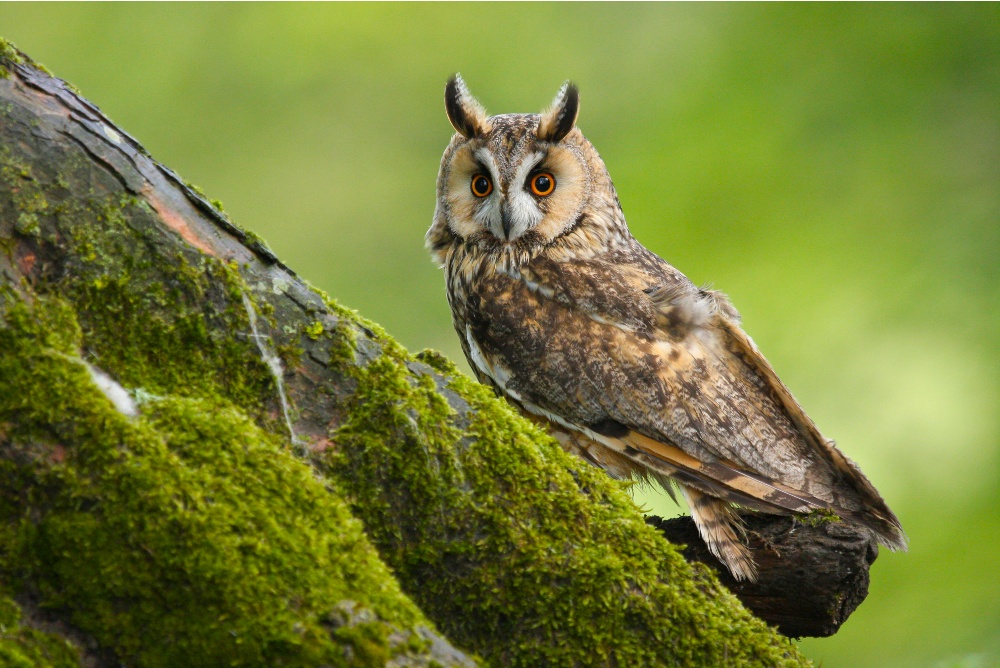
[{"xmin": 1, "ymin": 4, "xmax": 997, "ymax": 666}]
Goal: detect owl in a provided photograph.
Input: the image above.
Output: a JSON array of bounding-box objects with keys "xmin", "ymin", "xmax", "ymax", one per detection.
[{"xmin": 426, "ymin": 75, "xmax": 906, "ymax": 581}]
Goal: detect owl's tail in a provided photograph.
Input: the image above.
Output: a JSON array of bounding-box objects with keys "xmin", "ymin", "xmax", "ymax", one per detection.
[{"xmin": 679, "ymin": 485, "xmax": 757, "ymax": 582}]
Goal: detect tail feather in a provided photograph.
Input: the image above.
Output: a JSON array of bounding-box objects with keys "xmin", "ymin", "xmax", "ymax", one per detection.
[
  {"xmin": 618, "ymin": 430, "xmax": 908, "ymax": 553},
  {"xmin": 680, "ymin": 485, "xmax": 757, "ymax": 582},
  {"xmin": 518, "ymin": 406, "xmax": 907, "ymax": 571}
]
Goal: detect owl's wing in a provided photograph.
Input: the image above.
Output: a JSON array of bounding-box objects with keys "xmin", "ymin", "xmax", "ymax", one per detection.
[{"xmin": 471, "ymin": 252, "xmax": 904, "ymax": 550}]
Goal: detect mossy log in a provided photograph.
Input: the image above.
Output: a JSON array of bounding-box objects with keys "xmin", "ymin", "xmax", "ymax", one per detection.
[{"xmin": 0, "ymin": 40, "xmax": 819, "ymax": 667}]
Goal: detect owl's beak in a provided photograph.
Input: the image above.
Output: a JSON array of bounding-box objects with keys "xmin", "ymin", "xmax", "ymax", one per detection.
[{"xmin": 500, "ymin": 203, "xmax": 514, "ymax": 240}]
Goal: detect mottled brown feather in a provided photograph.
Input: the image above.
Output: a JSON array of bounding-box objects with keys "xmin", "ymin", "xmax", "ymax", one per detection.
[{"xmin": 468, "ymin": 254, "xmax": 904, "ymax": 549}]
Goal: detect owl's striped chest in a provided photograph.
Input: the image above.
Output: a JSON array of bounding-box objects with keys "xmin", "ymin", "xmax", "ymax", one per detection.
[
  {"xmin": 444, "ymin": 251, "xmax": 626, "ymax": 428},
  {"xmin": 443, "ymin": 249, "xmax": 495, "ymax": 389},
  {"xmin": 444, "ymin": 249, "xmax": 540, "ymax": 394}
]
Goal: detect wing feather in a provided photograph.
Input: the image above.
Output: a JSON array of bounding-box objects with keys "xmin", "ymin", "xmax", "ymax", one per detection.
[{"xmin": 469, "ymin": 248, "xmax": 905, "ymax": 550}]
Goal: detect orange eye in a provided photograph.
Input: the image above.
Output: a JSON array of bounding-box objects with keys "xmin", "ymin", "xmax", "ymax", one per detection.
[
  {"xmin": 471, "ymin": 174, "xmax": 493, "ymax": 197},
  {"xmin": 530, "ymin": 172, "xmax": 556, "ymax": 197}
]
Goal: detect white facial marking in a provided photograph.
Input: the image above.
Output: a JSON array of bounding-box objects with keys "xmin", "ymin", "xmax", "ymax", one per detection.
[
  {"xmin": 505, "ymin": 190, "xmax": 543, "ymax": 241},
  {"xmin": 471, "ymin": 148, "xmax": 505, "ymax": 238},
  {"xmin": 474, "ymin": 193, "xmax": 504, "ymax": 239},
  {"xmin": 504, "ymin": 152, "xmax": 546, "ymax": 240},
  {"xmin": 512, "ymin": 152, "xmax": 546, "ymax": 190},
  {"xmin": 470, "ymin": 149, "xmax": 548, "ymax": 242}
]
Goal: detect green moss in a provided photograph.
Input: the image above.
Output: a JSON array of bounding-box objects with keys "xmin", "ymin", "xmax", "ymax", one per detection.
[
  {"xmin": 185, "ymin": 182, "xmax": 208, "ymax": 199},
  {"xmin": 240, "ymin": 227, "xmax": 271, "ymax": 252},
  {"xmin": 0, "ymin": 296, "xmax": 455, "ymax": 667},
  {"xmin": 0, "ymin": 37, "xmax": 52, "ymax": 79},
  {"xmin": 800, "ymin": 508, "xmax": 842, "ymax": 527},
  {"xmin": 14, "ymin": 212, "xmax": 40, "ymax": 237},
  {"xmin": 329, "ymin": 340, "xmax": 808, "ymax": 667},
  {"xmin": 0, "ymin": 593, "xmax": 82, "ymax": 668},
  {"xmin": 0, "ymin": 37, "xmax": 24, "ymax": 79},
  {"xmin": 0, "ymin": 38, "xmax": 23, "ymax": 64},
  {"xmin": 327, "ymin": 320, "xmax": 359, "ymax": 370},
  {"xmin": 313, "ymin": 286, "xmax": 386, "ymax": 341},
  {"xmin": 415, "ymin": 350, "xmax": 461, "ymax": 377},
  {"xmin": 0, "ymin": 148, "xmax": 280, "ymax": 428},
  {"xmin": 0, "ymin": 155, "xmax": 47, "ymax": 237},
  {"xmin": 275, "ymin": 340, "xmax": 305, "ymax": 370},
  {"xmin": 300, "ymin": 288, "xmax": 363, "ymax": 370},
  {"xmin": 305, "ymin": 320, "xmax": 325, "ymax": 341}
]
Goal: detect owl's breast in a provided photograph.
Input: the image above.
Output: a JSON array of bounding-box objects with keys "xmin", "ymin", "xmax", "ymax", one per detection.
[{"xmin": 456, "ymin": 266, "xmax": 659, "ymax": 429}]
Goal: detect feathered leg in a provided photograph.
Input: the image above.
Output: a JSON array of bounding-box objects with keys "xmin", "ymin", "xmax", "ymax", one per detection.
[{"xmin": 680, "ymin": 485, "xmax": 757, "ymax": 582}]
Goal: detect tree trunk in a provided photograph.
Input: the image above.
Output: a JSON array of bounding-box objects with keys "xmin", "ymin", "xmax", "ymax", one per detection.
[{"xmin": 0, "ymin": 39, "xmax": 857, "ymax": 667}]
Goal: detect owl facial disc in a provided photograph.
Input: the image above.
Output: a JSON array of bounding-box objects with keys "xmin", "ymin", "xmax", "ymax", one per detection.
[{"xmin": 432, "ymin": 76, "xmax": 600, "ymax": 254}]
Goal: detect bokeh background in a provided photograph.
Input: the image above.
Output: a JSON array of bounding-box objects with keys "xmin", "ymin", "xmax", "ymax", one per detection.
[{"xmin": 1, "ymin": 4, "xmax": 997, "ymax": 666}]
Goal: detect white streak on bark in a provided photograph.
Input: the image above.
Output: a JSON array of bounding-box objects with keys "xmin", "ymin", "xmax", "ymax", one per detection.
[
  {"xmin": 242, "ymin": 292, "xmax": 302, "ymax": 450},
  {"xmin": 84, "ymin": 362, "xmax": 139, "ymax": 417}
]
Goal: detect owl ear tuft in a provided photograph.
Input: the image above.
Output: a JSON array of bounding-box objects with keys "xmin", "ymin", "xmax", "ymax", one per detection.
[
  {"xmin": 538, "ymin": 82, "xmax": 579, "ymax": 143},
  {"xmin": 445, "ymin": 74, "xmax": 489, "ymax": 139}
]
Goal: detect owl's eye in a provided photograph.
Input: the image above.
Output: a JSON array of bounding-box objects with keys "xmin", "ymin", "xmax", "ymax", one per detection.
[
  {"xmin": 471, "ymin": 174, "xmax": 493, "ymax": 197},
  {"xmin": 530, "ymin": 172, "xmax": 556, "ymax": 197}
]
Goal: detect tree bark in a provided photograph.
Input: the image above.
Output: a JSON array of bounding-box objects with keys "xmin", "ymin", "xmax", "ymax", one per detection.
[
  {"xmin": 0, "ymin": 40, "xmax": 863, "ymax": 666},
  {"xmin": 647, "ymin": 513, "xmax": 877, "ymax": 638}
]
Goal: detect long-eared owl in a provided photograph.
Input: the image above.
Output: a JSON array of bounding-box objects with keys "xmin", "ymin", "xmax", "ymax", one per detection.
[{"xmin": 426, "ymin": 75, "xmax": 905, "ymax": 580}]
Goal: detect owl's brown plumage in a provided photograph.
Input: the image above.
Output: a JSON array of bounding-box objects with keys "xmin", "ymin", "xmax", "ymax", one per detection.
[{"xmin": 427, "ymin": 75, "xmax": 906, "ymax": 581}]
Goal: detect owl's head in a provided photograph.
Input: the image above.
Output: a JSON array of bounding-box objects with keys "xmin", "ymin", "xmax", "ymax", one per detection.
[{"xmin": 428, "ymin": 75, "xmax": 622, "ymax": 267}]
